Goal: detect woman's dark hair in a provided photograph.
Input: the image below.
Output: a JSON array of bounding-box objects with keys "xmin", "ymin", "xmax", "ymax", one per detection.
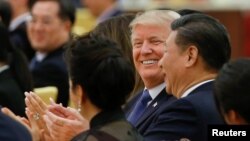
[
  {"xmin": 92, "ymin": 14, "xmax": 144, "ymax": 97},
  {"xmin": 0, "ymin": 21, "xmax": 33, "ymax": 92},
  {"xmin": 65, "ymin": 33, "xmax": 135, "ymax": 110}
]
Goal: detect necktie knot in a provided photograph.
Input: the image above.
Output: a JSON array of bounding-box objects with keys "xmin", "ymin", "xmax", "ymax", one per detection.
[{"xmin": 141, "ymin": 89, "xmax": 152, "ymax": 105}]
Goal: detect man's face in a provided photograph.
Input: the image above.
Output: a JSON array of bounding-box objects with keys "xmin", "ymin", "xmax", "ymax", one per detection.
[
  {"xmin": 27, "ymin": 1, "xmax": 68, "ymax": 52},
  {"xmin": 159, "ymin": 31, "xmax": 186, "ymax": 97},
  {"xmin": 131, "ymin": 24, "xmax": 170, "ymax": 88}
]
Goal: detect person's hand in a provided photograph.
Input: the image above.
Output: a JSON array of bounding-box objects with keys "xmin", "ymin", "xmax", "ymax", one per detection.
[
  {"xmin": 25, "ymin": 91, "xmax": 50, "ymax": 136},
  {"xmin": 1, "ymin": 107, "xmax": 28, "ymax": 127},
  {"xmin": 44, "ymin": 105, "xmax": 89, "ymax": 141},
  {"xmin": 1, "ymin": 107, "xmax": 42, "ymax": 141}
]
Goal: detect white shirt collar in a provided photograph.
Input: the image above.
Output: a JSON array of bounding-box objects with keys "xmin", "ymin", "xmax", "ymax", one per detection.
[
  {"xmin": 9, "ymin": 12, "xmax": 30, "ymax": 31},
  {"xmin": 181, "ymin": 79, "xmax": 214, "ymax": 98},
  {"xmin": 146, "ymin": 83, "xmax": 165, "ymax": 100},
  {"xmin": 0, "ymin": 65, "xmax": 10, "ymax": 73},
  {"xmin": 35, "ymin": 52, "xmax": 47, "ymax": 62}
]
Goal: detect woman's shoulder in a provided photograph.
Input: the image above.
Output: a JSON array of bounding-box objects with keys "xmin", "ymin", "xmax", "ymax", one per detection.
[
  {"xmin": 99, "ymin": 120, "xmax": 143, "ymax": 141},
  {"xmin": 71, "ymin": 120, "xmax": 143, "ymax": 141}
]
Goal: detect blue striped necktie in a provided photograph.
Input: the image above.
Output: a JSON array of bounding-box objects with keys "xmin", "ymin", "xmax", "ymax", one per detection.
[{"xmin": 128, "ymin": 89, "xmax": 152, "ymax": 125}]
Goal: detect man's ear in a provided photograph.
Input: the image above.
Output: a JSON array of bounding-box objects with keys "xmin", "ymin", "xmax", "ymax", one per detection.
[
  {"xmin": 185, "ymin": 45, "xmax": 198, "ymax": 67},
  {"xmin": 224, "ymin": 110, "xmax": 247, "ymax": 125},
  {"xmin": 63, "ymin": 20, "xmax": 72, "ymax": 32}
]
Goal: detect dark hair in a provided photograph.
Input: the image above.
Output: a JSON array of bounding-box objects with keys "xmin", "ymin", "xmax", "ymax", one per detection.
[
  {"xmin": 176, "ymin": 9, "xmax": 203, "ymax": 16},
  {"xmin": 92, "ymin": 14, "xmax": 135, "ymax": 64},
  {"xmin": 65, "ymin": 33, "xmax": 135, "ymax": 110},
  {"xmin": 0, "ymin": 0, "xmax": 12, "ymax": 27},
  {"xmin": 0, "ymin": 21, "xmax": 33, "ymax": 91},
  {"xmin": 92, "ymin": 14, "xmax": 144, "ymax": 96},
  {"xmin": 32, "ymin": 0, "xmax": 76, "ymax": 25},
  {"xmin": 171, "ymin": 13, "xmax": 231, "ymax": 70},
  {"xmin": 214, "ymin": 58, "xmax": 250, "ymax": 123},
  {"xmin": 27, "ymin": 0, "xmax": 36, "ymax": 9}
]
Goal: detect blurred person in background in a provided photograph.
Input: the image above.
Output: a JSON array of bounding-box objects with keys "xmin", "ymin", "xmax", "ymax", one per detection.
[
  {"xmin": 7, "ymin": 0, "xmax": 35, "ymax": 61},
  {"xmin": 81, "ymin": 0, "xmax": 123, "ymax": 24},
  {"xmin": 28, "ymin": 0, "xmax": 76, "ymax": 106},
  {"xmin": 214, "ymin": 58, "xmax": 250, "ymax": 125},
  {"xmin": 0, "ymin": 21, "xmax": 33, "ymax": 117},
  {"xmin": 72, "ymin": 0, "xmax": 83, "ymax": 8},
  {"xmin": 0, "ymin": 0, "xmax": 12, "ymax": 27}
]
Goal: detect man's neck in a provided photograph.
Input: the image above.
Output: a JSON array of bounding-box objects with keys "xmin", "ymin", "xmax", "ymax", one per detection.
[{"xmin": 176, "ymin": 73, "xmax": 217, "ymax": 98}]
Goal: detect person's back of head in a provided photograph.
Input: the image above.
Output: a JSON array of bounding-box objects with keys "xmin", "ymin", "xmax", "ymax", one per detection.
[
  {"xmin": 171, "ymin": 13, "xmax": 231, "ymax": 71},
  {"xmin": 65, "ymin": 33, "xmax": 135, "ymax": 110},
  {"xmin": 214, "ymin": 58, "xmax": 250, "ymax": 124}
]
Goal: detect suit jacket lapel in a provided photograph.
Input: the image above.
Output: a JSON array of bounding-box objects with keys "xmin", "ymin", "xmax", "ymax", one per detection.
[{"xmin": 135, "ymin": 89, "xmax": 171, "ymax": 127}]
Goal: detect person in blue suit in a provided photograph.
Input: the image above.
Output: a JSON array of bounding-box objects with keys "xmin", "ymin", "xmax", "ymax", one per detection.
[
  {"xmin": 158, "ymin": 13, "xmax": 231, "ymax": 141},
  {"xmin": 0, "ymin": 107, "xmax": 32, "ymax": 141},
  {"xmin": 123, "ymin": 10, "xmax": 180, "ymax": 137},
  {"xmin": 82, "ymin": 0, "xmax": 123, "ymax": 23}
]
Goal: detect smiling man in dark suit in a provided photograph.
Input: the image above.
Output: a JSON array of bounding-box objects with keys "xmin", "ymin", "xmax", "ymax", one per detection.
[
  {"xmin": 124, "ymin": 10, "xmax": 180, "ymax": 139},
  {"xmin": 157, "ymin": 13, "xmax": 231, "ymax": 141}
]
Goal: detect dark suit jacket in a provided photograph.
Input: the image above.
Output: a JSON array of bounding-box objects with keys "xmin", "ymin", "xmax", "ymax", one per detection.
[
  {"xmin": 30, "ymin": 47, "xmax": 69, "ymax": 106},
  {"xmin": 0, "ymin": 107, "xmax": 32, "ymax": 141},
  {"xmin": 124, "ymin": 88, "xmax": 177, "ymax": 135},
  {"xmin": 10, "ymin": 21, "xmax": 35, "ymax": 61},
  {"xmin": 143, "ymin": 81, "xmax": 225, "ymax": 141},
  {"xmin": 0, "ymin": 69, "xmax": 26, "ymax": 116},
  {"xmin": 97, "ymin": 8, "xmax": 123, "ymax": 23},
  {"xmin": 71, "ymin": 109, "xmax": 143, "ymax": 141}
]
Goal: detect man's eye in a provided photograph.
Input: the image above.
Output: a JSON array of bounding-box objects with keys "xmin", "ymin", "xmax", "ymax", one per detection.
[
  {"xmin": 152, "ymin": 40, "xmax": 163, "ymax": 45},
  {"xmin": 133, "ymin": 42, "xmax": 142, "ymax": 48}
]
